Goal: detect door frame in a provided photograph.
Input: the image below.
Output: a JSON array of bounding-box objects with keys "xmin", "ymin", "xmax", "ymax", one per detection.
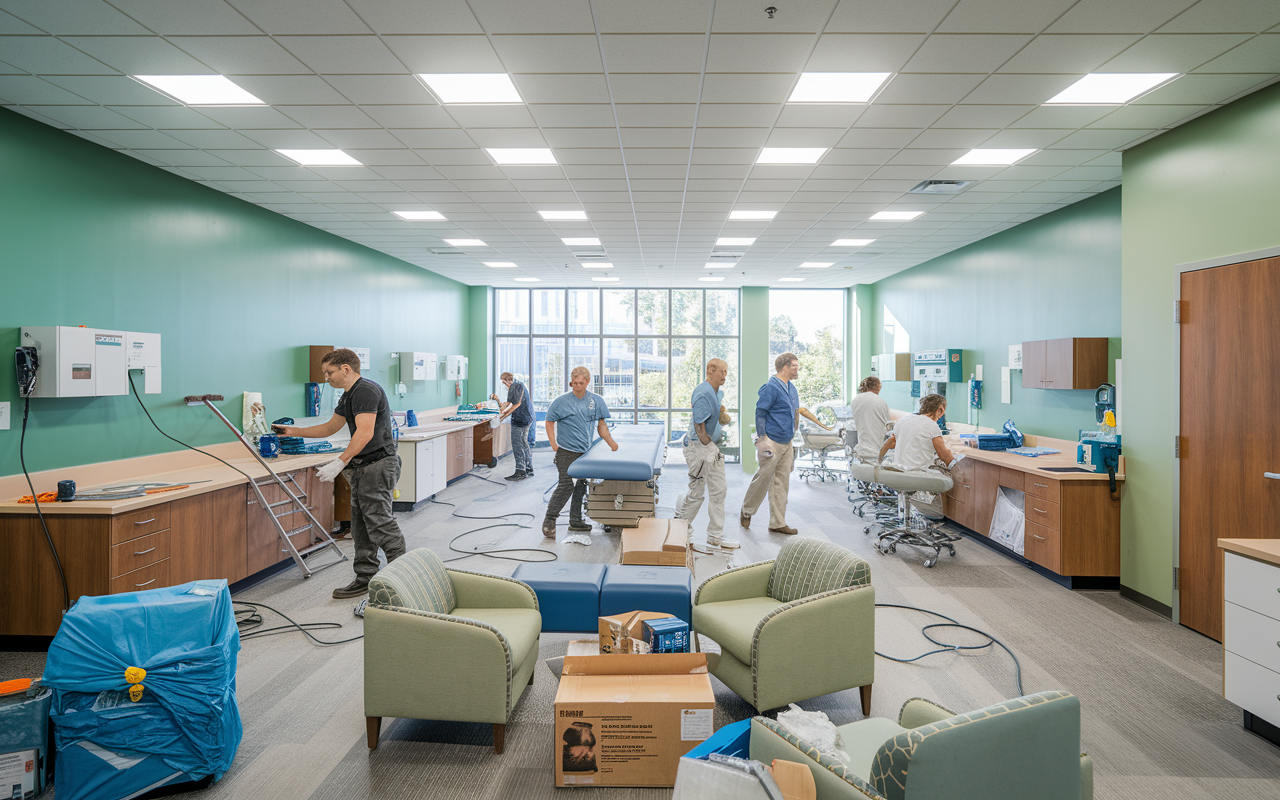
[{"xmin": 1171, "ymin": 243, "xmax": 1280, "ymax": 625}]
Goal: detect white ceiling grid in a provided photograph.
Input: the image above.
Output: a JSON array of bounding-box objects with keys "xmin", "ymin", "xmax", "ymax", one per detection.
[{"xmin": 0, "ymin": 0, "xmax": 1277, "ymax": 287}]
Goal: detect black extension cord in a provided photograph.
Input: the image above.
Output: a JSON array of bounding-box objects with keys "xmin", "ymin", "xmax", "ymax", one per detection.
[
  {"xmin": 234, "ymin": 600, "xmax": 363, "ymax": 645},
  {"xmin": 19, "ymin": 394, "xmax": 70, "ymax": 612},
  {"xmin": 128, "ymin": 374, "xmax": 254, "ymax": 482},
  {"xmin": 431, "ymin": 470, "xmax": 557, "ymax": 564},
  {"xmin": 874, "ymin": 603, "xmax": 1025, "ymax": 697}
]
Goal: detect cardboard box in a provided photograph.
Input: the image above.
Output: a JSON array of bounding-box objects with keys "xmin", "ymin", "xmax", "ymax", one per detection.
[
  {"xmin": 554, "ymin": 653, "xmax": 715, "ymax": 788},
  {"xmin": 621, "ymin": 518, "xmax": 692, "ymax": 570},
  {"xmin": 599, "ymin": 610, "xmax": 673, "ymax": 654}
]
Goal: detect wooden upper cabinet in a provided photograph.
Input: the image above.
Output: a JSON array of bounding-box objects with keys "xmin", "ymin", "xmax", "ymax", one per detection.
[{"xmin": 1021, "ymin": 337, "xmax": 1109, "ymax": 390}]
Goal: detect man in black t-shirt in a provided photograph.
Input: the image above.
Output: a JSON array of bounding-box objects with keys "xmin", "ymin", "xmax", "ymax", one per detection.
[
  {"xmin": 275, "ymin": 348, "xmax": 405, "ymax": 598},
  {"xmin": 491, "ymin": 372, "xmax": 533, "ymax": 480}
]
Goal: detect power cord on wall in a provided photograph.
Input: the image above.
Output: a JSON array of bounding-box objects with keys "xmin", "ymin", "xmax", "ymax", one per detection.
[
  {"xmin": 874, "ymin": 603, "xmax": 1025, "ymax": 697},
  {"xmin": 128, "ymin": 374, "xmax": 254, "ymax": 482},
  {"xmin": 19, "ymin": 394, "xmax": 70, "ymax": 613}
]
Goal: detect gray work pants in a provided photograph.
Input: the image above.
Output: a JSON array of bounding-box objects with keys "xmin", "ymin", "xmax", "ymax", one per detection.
[
  {"xmin": 345, "ymin": 454, "xmax": 406, "ymax": 580},
  {"xmin": 545, "ymin": 448, "xmax": 587, "ymax": 524},
  {"xmin": 677, "ymin": 438, "xmax": 726, "ymax": 537},
  {"xmin": 511, "ymin": 423, "xmax": 532, "ymax": 472},
  {"xmin": 740, "ymin": 439, "xmax": 795, "ymax": 529}
]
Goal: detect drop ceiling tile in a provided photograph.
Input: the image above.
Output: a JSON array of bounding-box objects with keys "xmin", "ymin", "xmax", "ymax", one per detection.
[
  {"xmin": 601, "ymin": 34, "xmax": 708, "ymax": 72},
  {"xmin": 900, "ymin": 34, "xmax": 1034, "ymax": 73},
  {"xmin": 854, "ymin": 104, "xmax": 948, "ymax": 127},
  {"xmin": 997, "ymin": 34, "xmax": 1142, "ymax": 73},
  {"xmin": 0, "ymin": 9, "xmax": 40, "ymax": 33},
  {"xmin": 607, "ymin": 73, "xmax": 703, "ymax": 104},
  {"xmin": 695, "ymin": 103, "xmax": 778, "ymax": 127},
  {"xmin": 491, "ymin": 34, "xmax": 605, "ymax": 73},
  {"xmin": 161, "ymin": 129, "xmax": 257, "ymax": 148},
  {"xmin": 900, "ymin": 128, "xmax": 993, "ymax": 148},
  {"xmin": 1161, "ymin": 0, "xmax": 1280, "ymax": 33},
  {"xmin": 556, "ymin": 148, "xmax": 626, "ymax": 165},
  {"xmin": 0, "ymin": 36, "xmax": 118, "ymax": 74},
  {"xmin": 194, "ymin": 107, "xmax": 304, "ymax": 130},
  {"xmin": 1136, "ymin": 73, "xmax": 1275, "ymax": 104},
  {"xmin": 541, "ymin": 128, "xmax": 622, "ymax": 148},
  {"xmin": 826, "ymin": 0, "xmax": 957, "ymax": 33},
  {"xmin": 345, "ymin": 0, "xmax": 482, "ymax": 34},
  {"xmin": 40, "ymin": 75, "xmax": 182, "ymax": 106},
  {"xmin": 1045, "ymin": 128, "xmax": 1150, "ymax": 149},
  {"xmin": 317, "ymin": 129, "xmax": 408, "ymax": 149},
  {"xmin": 82, "ymin": 129, "xmax": 191, "ymax": 148},
  {"xmin": 823, "ymin": 148, "xmax": 897, "ymax": 165},
  {"xmin": 888, "ymin": 148, "xmax": 969, "ymax": 166},
  {"xmin": 804, "ymin": 33, "xmax": 925, "ymax": 72},
  {"xmin": 706, "ymin": 34, "xmax": 814, "ymax": 72},
  {"xmin": 620, "ymin": 128, "xmax": 693, "ymax": 148},
  {"xmin": 936, "ymin": 104, "xmax": 1037, "ymax": 128},
  {"xmin": 109, "ymin": 0, "xmax": 262, "ymax": 34},
  {"xmin": 593, "ymin": 0, "xmax": 712, "ymax": 33},
  {"xmin": 529, "ymin": 103, "xmax": 617, "ymax": 127},
  {"xmin": 615, "ymin": 103, "xmax": 696, "ymax": 127},
  {"xmin": 467, "ymin": 128, "xmax": 555, "ymax": 147},
  {"xmin": 979, "ymin": 128, "xmax": 1070, "ymax": 148},
  {"xmin": 936, "ymin": 0, "xmax": 1078, "ymax": 33},
  {"xmin": 511, "ymin": 73, "xmax": 611, "ymax": 104},
  {"xmin": 1102, "ymin": 33, "xmax": 1252, "ymax": 71},
  {"xmin": 699, "ymin": 73, "xmax": 795, "ymax": 103},
  {"xmin": 467, "ymin": 0, "xmax": 594, "ymax": 33},
  {"xmin": 63, "ymin": 35, "xmax": 215, "ymax": 74},
  {"xmin": 874, "ymin": 74, "xmax": 983, "ymax": 106},
  {"xmin": 1008, "ymin": 106, "xmax": 1117, "ymax": 130},
  {"xmin": 446, "ymin": 104, "xmax": 539, "ymax": 128},
  {"xmin": 1085, "ymin": 104, "xmax": 1204, "ymax": 129},
  {"xmin": 808, "ymin": 165, "xmax": 876, "ymax": 180},
  {"xmin": 23, "ymin": 104, "xmax": 146, "ymax": 128},
  {"xmin": 689, "ymin": 147, "xmax": 757, "ymax": 165},
  {"xmin": 221, "ymin": 76, "xmax": 348, "ymax": 107},
  {"xmin": 1194, "ymin": 34, "xmax": 1280, "ymax": 72},
  {"xmin": 170, "ymin": 35, "xmax": 312, "ymax": 74},
  {"xmin": 274, "ymin": 35, "xmax": 405, "ymax": 73},
  {"xmin": 867, "ymin": 166, "xmax": 933, "ymax": 182},
  {"xmin": 765, "ymin": 127, "xmax": 845, "ymax": 148},
  {"xmin": 111, "ymin": 105, "xmax": 230, "ymax": 129},
  {"xmin": 962, "ymin": 74, "xmax": 1082, "ymax": 105},
  {"xmin": 991, "ymin": 165, "xmax": 1072, "ymax": 181},
  {"xmin": 276, "ymin": 106, "xmax": 377, "ymax": 129},
  {"xmin": 206, "ymin": 149, "xmax": 297, "ymax": 166},
  {"xmin": 0, "ymin": 75, "xmax": 93, "ymax": 105},
  {"xmin": 238, "ymin": 129, "xmax": 333, "ymax": 148},
  {"xmin": 223, "ymin": 0, "xmax": 371, "ymax": 34},
  {"xmin": 775, "ymin": 104, "xmax": 864, "ymax": 128},
  {"xmin": 693, "ymin": 127, "xmax": 770, "ymax": 147},
  {"xmin": 131, "ymin": 149, "xmax": 230, "ymax": 167},
  {"xmin": 624, "ymin": 148, "xmax": 689, "ymax": 164},
  {"xmin": 1, "ymin": 0, "xmax": 149, "ymax": 34},
  {"xmin": 362, "ymin": 106, "xmax": 456, "ymax": 128},
  {"xmin": 383, "ymin": 35, "xmax": 503, "ymax": 72}
]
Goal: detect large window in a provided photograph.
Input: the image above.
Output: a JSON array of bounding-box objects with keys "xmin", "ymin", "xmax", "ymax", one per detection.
[
  {"xmin": 495, "ymin": 289, "xmax": 741, "ymax": 447},
  {"xmin": 769, "ymin": 289, "xmax": 846, "ymax": 406}
]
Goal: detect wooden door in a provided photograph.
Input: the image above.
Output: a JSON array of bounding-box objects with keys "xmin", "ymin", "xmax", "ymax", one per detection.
[
  {"xmin": 1044, "ymin": 338, "xmax": 1073, "ymax": 389},
  {"xmin": 972, "ymin": 460, "xmax": 1000, "ymax": 536},
  {"xmin": 1180, "ymin": 256, "xmax": 1280, "ymax": 640},
  {"xmin": 1022, "ymin": 340, "xmax": 1046, "ymax": 388}
]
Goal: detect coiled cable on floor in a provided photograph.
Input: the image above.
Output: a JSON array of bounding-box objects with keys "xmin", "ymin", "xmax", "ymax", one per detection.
[
  {"xmin": 874, "ymin": 603, "xmax": 1025, "ymax": 697},
  {"xmin": 234, "ymin": 600, "xmax": 363, "ymax": 645},
  {"xmin": 429, "ymin": 469, "xmax": 557, "ymax": 564}
]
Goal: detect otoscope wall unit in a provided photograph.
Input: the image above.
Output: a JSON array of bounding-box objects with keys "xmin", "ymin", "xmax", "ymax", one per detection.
[{"xmin": 19, "ymin": 326, "xmax": 161, "ymax": 398}]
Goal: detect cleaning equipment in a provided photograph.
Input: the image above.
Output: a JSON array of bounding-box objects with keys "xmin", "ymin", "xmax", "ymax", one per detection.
[
  {"xmin": 1078, "ymin": 383, "xmax": 1121, "ymax": 493},
  {"xmin": 0, "ymin": 679, "xmax": 54, "ymax": 797},
  {"xmin": 977, "ymin": 419, "xmax": 1025, "ymax": 451},
  {"xmin": 42, "ymin": 580, "xmax": 242, "ymax": 800}
]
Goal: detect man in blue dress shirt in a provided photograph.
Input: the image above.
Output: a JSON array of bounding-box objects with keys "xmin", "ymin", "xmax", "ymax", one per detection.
[{"xmin": 739, "ymin": 352, "xmax": 802, "ymax": 535}]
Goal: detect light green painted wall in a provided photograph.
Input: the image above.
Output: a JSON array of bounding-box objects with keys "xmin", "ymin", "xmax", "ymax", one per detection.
[
  {"xmin": 854, "ymin": 285, "xmax": 875, "ymax": 390},
  {"xmin": 467, "ymin": 285, "xmax": 493, "ymax": 404},
  {"xmin": 870, "ymin": 189, "xmax": 1122, "ymax": 441},
  {"xmin": 1120, "ymin": 81, "xmax": 1280, "ymax": 606},
  {"xmin": 0, "ymin": 108, "xmax": 469, "ymax": 476},
  {"xmin": 740, "ymin": 287, "xmax": 770, "ymax": 472}
]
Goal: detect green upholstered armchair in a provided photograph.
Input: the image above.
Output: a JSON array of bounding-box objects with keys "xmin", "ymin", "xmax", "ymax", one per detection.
[
  {"xmin": 691, "ymin": 538, "xmax": 875, "ymax": 713},
  {"xmin": 749, "ymin": 691, "xmax": 1094, "ymax": 800},
  {"xmin": 363, "ymin": 549, "xmax": 541, "ymax": 754}
]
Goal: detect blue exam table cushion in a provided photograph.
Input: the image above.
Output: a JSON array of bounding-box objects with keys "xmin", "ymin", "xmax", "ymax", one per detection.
[
  {"xmin": 600, "ymin": 564, "xmax": 693, "ymax": 625},
  {"xmin": 567, "ymin": 424, "xmax": 666, "ymax": 482},
  {"xmin": 511, "ymin": 562, "xmax": 607, "ymax": 633}
]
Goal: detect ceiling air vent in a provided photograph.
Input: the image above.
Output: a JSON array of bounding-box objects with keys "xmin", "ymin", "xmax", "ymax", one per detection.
[
  {"xmin": 707, "ymin": 252, "xmax": 744, "ymax": 261},
  {"xmin": 429, "ymin": 248, "xmax": 466, "ymax": 255},
  {"xmin": 908, "ymin": 180, "xmax": 972, "ymax": 194},
  {"xmin": 574, "ymin": 252, "xmax": 609, "ymax": 260}
]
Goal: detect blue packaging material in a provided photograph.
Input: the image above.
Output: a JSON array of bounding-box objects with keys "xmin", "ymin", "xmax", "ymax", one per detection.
[
  {"xmin": 642, "ymin": 617, "xmax": 690, "ymax": 653},
  {"xmin": 406, "ymin": 409, "xmax": 418, "ymax": 427},
  {"xmin": 258, "ymin": 434, "xmax": 279, "ymax": 459},
  {"xmin": 683, "ymin": 718, "xmax": 751, "ymax": 761},
  {"xmin": 306, "ymin": 381, "xmax": 321, "ymax": 416},
  {"xmin": 0, "ymin": 682, "xmax": 54, "ymax": 796},
  {"xmin": 42, "ymin": 580, "xmax": 242, "ymax": 800}
]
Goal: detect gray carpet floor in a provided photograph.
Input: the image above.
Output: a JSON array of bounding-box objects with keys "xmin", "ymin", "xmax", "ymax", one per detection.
[{"xmin": 5, "ymin": 446, "xmax": 1280, "ymax": 799}]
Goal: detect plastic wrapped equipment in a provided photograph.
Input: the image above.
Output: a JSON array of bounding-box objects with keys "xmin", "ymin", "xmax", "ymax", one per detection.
[
  {"xmin": 989, "ymin": 486, "xmax": 1026, "ymax": 555},
  {"xmin": 42, "ymin": 580, "xmax": 243, "ymax": 800},
  {"xmin": 775, "ymin": 703, "xmax": 850, "ymax": 765},
  {"xmin": 0, "ymin": 681, "xmax": 54, "ymax": 797}
]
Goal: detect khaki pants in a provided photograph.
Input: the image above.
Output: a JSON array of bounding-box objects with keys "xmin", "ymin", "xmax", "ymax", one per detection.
[
  {"xmin": 740, "ymin": 439, "xmax": 794, "ymax": 529},
  {"xmin": 676, "ymin": 438, "xmax": 726, "ymax": 538}
]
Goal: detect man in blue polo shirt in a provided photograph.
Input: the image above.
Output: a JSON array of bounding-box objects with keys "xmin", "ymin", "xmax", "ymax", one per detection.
[
  {"xmin": 739, "ymin": 351, "xmax": 802, "ymax": 535},
  {"xmin": 543, "ymin": 366, "xmax": 617, "ymax": 538},
  {"xmin": 676, "ymin": 358, "xmax": 738, "ymax": 551}
]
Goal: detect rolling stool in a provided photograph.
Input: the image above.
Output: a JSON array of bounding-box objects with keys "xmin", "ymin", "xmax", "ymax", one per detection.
[
  {"xmin": 864, "ymin": 465, "xmax": 960, "ymax": 568},
  {"xmin": 510, "ymin": 562, "xmax": 606, "ymax": 632},
  {"xmin": 599, "ymin": 565, "xmax": 693, "ymax": 624}
]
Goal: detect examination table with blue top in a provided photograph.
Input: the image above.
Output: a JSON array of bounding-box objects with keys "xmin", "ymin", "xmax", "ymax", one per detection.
[{"xmin": 567, "ymin": 424, "xmax": 667, "ymax": 529}]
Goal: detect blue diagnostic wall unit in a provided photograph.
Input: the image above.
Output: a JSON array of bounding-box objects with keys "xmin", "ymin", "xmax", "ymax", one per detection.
[{"xmin": 912, "ymin": 349, "xmax": 964, "ymax": 383}]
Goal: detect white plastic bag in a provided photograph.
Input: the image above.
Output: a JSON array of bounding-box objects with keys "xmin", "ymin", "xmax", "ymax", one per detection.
[
  {"xmin": 989, "ymin": 486, "xmax": 1025, "ymax": 554},
  {"xmin": 774, "ymin": 704, "xmax": 851, "ymax": 765}
]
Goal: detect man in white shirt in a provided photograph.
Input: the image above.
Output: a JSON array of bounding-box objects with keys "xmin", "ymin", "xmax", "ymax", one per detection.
[{"xmin": 849, "ymin": 376, "xmax": 891, "ymax": 463}]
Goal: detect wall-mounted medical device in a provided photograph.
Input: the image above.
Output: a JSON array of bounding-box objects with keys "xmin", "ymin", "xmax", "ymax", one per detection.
[
  {"xmin": 446, "ymin": 355, "xmax": 468, "ymax": 381},
  {"xmin": 912, "ymin": 349, "xmax": 963, "ymax": 383},
  {"xmin": 20, "ymin": 326, "xmax": 161, "ymax": 397},
  {"xmin": 399, "ymin": 352, "xmax": 438, "ymax": 381}
]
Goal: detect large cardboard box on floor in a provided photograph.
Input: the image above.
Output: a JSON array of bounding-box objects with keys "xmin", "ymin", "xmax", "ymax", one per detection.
[
  {"xmin": 620, "ymin": 518, "xmax": 693, "ymax": 570},
  {"xmin": 554, "ymin": 653, "xmax": 715, "ymax": 788}
]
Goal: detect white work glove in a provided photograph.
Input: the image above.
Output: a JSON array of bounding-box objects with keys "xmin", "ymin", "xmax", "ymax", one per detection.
[
  {"xmin": 754, "ymin": 436, "xmax": 774, "ymax": 461},
  {"xmin": 315, "ymin": 457, "xmax": 347, "ymax": 483}
]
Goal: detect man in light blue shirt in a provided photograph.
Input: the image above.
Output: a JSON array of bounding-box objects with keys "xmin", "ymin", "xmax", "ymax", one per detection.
[
  {"xmin": 740, "ymin": 352, "xmax": 802, "ymax": 534},
  {"xmin": 543, "ymin": 366, "xmax": 617, "ymax": 537},
  {"xmin": 676, "ymin": 358, "xmax": 738, "ymax": 551}
]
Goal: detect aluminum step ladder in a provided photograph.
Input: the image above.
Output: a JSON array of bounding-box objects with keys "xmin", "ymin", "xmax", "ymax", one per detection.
[{"xmin": 202, "ymin": 398, "xmax": 347, "ymax": 578}]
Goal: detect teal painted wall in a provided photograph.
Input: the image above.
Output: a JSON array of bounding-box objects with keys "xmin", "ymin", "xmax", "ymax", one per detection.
[
  {"xmin": 0, "ymin": 109, "xmax": 468, "ymax": 476},
  {"xmin": 1120, "ymin": 81, "xmax": 1280, "ymax": 606},
  {"xmin": 869, "ymin": 189, "xmax": 1122, "ymax": 441},
  {"xmin": 740, "ymin": 287, "xmax": 769, "ymax": 472},
  {"xmin": 854, "ymin": 285, "xmax": 875, "ymax": 389}
]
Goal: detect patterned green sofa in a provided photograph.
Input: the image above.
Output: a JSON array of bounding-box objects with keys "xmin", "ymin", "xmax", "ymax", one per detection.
[
  {"xmin": 749, "ymin": 691, "xmax": 1094, "ymax": 800},
  {"xmin": 692, "ymin": 538, "xmax": 875, "ymax": 713},
  {"xmin": 363, "ymin": 548, "xmax": 541, "ymax": 754}
]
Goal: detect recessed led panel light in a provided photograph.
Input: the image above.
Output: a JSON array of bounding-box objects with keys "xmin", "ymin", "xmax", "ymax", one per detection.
[
  {"xmin": 704, "ymin": 263, "xmax": 732, "ymax": 269},
  {"xmin": 716, "ymin": 237, "xmax": 756, "ymax": 246},
  {"xmin": 133, "ymin": 75, "xmax": 265, "ymax": 106},
  {"xmin": 951, "ymin": 149, "xmax": 1038, "ymax": 166},
  {"xmin": 443, "ymin": 238, "xmax": 488, "ymax": 246},
  {"xmin": 757, "ymin": 147, "xmax": 827, "ymax": 164},
  {"xmin": 729, "ymin": 210, "xmax": 777, "ymax": 220},
  {"xmin": 592, "ymin": 276, "xmax": 620, "ymax": 282},
  {"xmin": 562, "ymin": 237, "xmax": 601, "ymax": 246},
  {"xmin": 870, "ymin": 211, "xmax": 924, "ymax": 221},
  {"xmin": 788, "ymin": 72, "xmax": 892, "ymax": 104},
  {"xmin": 1045, "ymin": 73, "xmax": 1179, "ymax": 105},
  {"xmin": 394, "ymin": 210, "xmax": 445, "ymax": 221},
  {"xmin": 699, "ymin": 276, "xmax": 725, "ymax": 282},
  {"xmin": 778, "ymin": 278, "xmax": 805, "ymax": 282},
  {"xmin": 514, "ymin": 277, "xmax": 540, "ymax": 282},
  {"xmin": 483, "ymin": 262, "xmax": 517, "ymax": 268},
  {"xmin": 539, "ymin": 210, "xmax": 588, "ymax": 220},
  {"xmin": 275, "ymin": 149, "xmax": 362, "ymax": 166},
  {"xmin": 487, "ymin": 148, "xmax": 556, "ymax": 165},
  {"xmin": 418, "ymin": 73, "xmax": 522, "ymax": 104},
  {"xmin": 832, "ymin": 238, "xmax": 876, "ymax": 246},
  {"xmin": 799, "ymin": 262, "xmax": 833, "ymax": 269},
  {"xmin": 582, "ymin": 263, "xmax": 613, "ymax": 269}
]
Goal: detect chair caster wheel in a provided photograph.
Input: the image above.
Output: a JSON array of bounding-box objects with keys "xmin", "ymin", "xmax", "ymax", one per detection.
[
  {"xmin": 863, "ymin": 526, "xmax": 872, "ymax": 535},
  {"xmin": 925, "ymin": 558, "xmax": 937, "ymax": 568},
  {"xmin": 948, "ymin": 547, "xmax": 956, "ymax": 557}
]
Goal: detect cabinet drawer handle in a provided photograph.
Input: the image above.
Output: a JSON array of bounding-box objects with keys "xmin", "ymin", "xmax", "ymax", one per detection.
[
  {"xmin": 1033, "ymin": 483, "xmax": 1047, "ymax": 488},
  {"xmin": 1033, "ymin": 507, "xmax": 1048, "ymax": 514},
  {"xmin": 1033, "ymin": 534, "xmax": 1046, "ymax": 541},
  {"xmin": 133, "ymin": 547, "xmax": 156, "ymax": 556},
  {"xmin": 135, "ymin": 578, "xmax": 156, "ymax": 587},
  {"xmin": 134, "ymin": 518, "xmax": 156, "ymax": 525}
]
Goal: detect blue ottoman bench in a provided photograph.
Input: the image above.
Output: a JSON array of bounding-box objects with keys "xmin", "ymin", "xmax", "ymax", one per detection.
[
  {"xmin": 600, "ymin": 565, "xmax": 693, "ymax": 625},
  {"xmin": 511, "ymin": 562, "xmax": 606, "ymax": 633}
]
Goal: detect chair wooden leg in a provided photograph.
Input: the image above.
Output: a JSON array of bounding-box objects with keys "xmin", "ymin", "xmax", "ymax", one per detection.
[
  {"xmin": 529, "ymin": 670, "xmax": 535, "ymax": 686},
  {"xmin": 860, "ymin": 684, "xmax": 873, "ymax": 717},
  {"xmin": 493, "ymin": 723, "xmax": 505, "ymax": 755},
  {"xmin": 366, "ymin": 716, "xmax": 382, "ymax": 749}
]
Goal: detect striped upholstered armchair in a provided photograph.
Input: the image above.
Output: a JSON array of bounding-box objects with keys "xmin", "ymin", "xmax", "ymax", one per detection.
[
  {"xmin": 691, "ymin": 538, "xmax": 875, "ymax": 712},
  {"xmin": 363, "ymin": 549, "xmax": 541, "ymax": 754}
]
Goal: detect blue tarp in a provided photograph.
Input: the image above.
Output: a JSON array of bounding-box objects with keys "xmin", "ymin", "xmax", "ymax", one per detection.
[{"xmin": 42, "ymin": 579, "xmax": 242, "ymax": 797}]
